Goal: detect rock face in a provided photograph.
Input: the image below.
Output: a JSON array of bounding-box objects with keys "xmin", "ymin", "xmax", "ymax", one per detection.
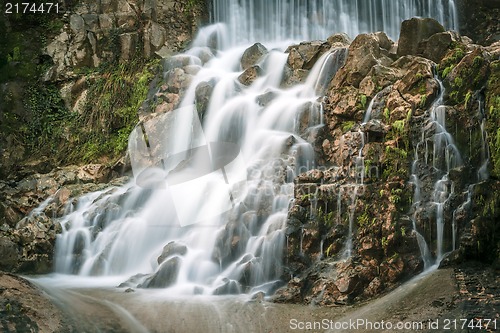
[
  {"xmin": 0, "ymin": 0, "xmax": 209, "ymax": 183},
  {"xmin": 397, "ymin": 18, "xmax": 445, "ymax": 57},
  {"xmin": 0, "ymin": 164, "xmax": 129, "ymax": 273},
  {"xmin": 241, "ymin": 43, "xmax": 268, "ymax": 70},
  {"xmin": 457, "ymin": 0, "xmax": 500, "ymax": 45},
  {"xmin": 44, "ymin": 0, "xmax": 207, "ymax": 81},
  {"xmin": 275, "ymin": 18, "xmax": 500, "ymax": 305},
  {"xmin": 0, "ymin": 273, "xmax": 71, "ymax": 332}
]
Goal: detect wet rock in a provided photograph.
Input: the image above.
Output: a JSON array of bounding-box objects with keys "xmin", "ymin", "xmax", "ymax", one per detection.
[
  {"xmin": 241, "ymin": 43, "xmax": 268, "ymax": 70},
  {"xmin": 212, "ymin": 220, "xmax": 251, "ymax": 267},
  {"xmin": 0, "ymin": 273, "xmax": 71, "ymax": 332},
  {"xmin": 286, "ymin": 41, "xmax": 330, "ymax": 70},
  {"xmin": 272, "ymin": 277, "xmax": 304, "ymax": 303},
  {"xmin": 331, "ymin": 33, "xmax": 393, "ymax": 89},
  {"xmin": 157, "ymin": 241, "xmax": 188, "ymax": 264},
  {"xmin": 281, "ymin": 66, "xmax": 310, "ymax": 87},
  {"xmin": 380, "ymin": 256, "xmax": 405, "ymax": 283},
  {"xmin": 195, "ymin": 80, "xmax": 215, "ymax": 121},
  {"xmin": 238, "ymin": 65, "xmax": 264, "ymax": 86},
  {"xmin": 118, "ymin": 273, "xmax": 149, "ymax": 288},
  {"xmin": 0, "ymin": 237, "xmax": 19, "ymax": 271},
  {"xmin": 374, "ymin": 32, "xmax": 394, "ymax": 51},
  {"xmin": 256, "ymin": 90, "xmax": 278, "ymax": 106},
  {"xmin": 163, "ymin": 55, "xmax": 199, "ymax": 71},
  {"xmin": 397, "ymin": 17, "xmax": 445, "ymax": 57},
  {"xmin": 363, "ymin": 277, "xmax": 383, "ymax": 298},
  {"xmin": 327, "ymin": 33, "xmax": 351, "ymax": 48},
  {"xmin": 391, "ymin": 55, "xmax": 438, "ymax": 110},
  {"xmin": 296, "ymin": 169, "xmax": 324, "ymax": 184},
  {"xmin": 213, "ymin": 278, "xmax": 242, "ymax": 295},
  {"xmin": 77, "ymin": 164, "xmax": 111, "ymax": 184},
  {"xmin": 140, "ymin": 256, "xmax": 181, "ymax": 288},
  {"xmin": 418, "ymin": 31, "xmax": 460, "ymax": 63}
]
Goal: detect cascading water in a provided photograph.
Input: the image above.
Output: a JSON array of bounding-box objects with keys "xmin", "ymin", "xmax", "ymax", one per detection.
[
  {"xmin": 211, "ymin": 0, "xmax": 459, "ymax": 44},
  {"xmin": 53, "ymin": 35, "xmax": 349, "ymax": 294},
  {"xmin": 410, "ymin": 75, "xmax": 462, "ymax": 268},
  {"xmin": 48, "ymin": 0, "xmax": 462, "ymax": 295}
]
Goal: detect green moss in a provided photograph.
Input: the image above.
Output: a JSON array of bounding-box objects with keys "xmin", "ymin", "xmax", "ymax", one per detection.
[
  {"xmin": 420, "ymin": 95, "xmax": 427, "ymax": 108},
  {"xmin": 342, "ymin": 121, "xmax": 356, "ymax": 133},
  {"xmin": 360, "ymin": 94, "xmax": 367, "ymax": 109},
  {"xmin": 67, "ymin": 58, "xmax": 159, "ymax": 163},
  {"xmin": 473, "ymin": 56, "xmax": 484, "ymax": 68},
  {"xmin": 465, "ymin": 91, "xmax": 472, "ymax": 109},
  {"xmin": 382, "ymin": 146, "xmax": 409, "ymax": 179},
  {"xmin": 485, "ymin": 61, "xmax": 500, "ymax": 178},
  {"xmin": 383, "ymin": 108, "xmax": 390, "ymax": 122},
  {"xmin": 453, "ymin": 77, "xmax": 463, "ymax": 89}
]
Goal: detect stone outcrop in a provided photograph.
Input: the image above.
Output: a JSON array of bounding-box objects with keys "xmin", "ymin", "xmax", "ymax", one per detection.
[
  {"xmin": 397, "ymin": 17, "xmax": 445, "ymax": 57},
  {"xmin": 0, "ymin": 273, "xmax": 71, "ymax": 332},
  {"xmin": 0, "ymin": 164, "xmax": 129, "ymax": 273},
  {"xmin": 44, "ymin": 0, "xmax": 207, "ymax": 81},
  {"xmin": 457, "ymin": 0, "xmax": 500, "ymax": 45},
  {"xmin": 282, "ymin": 36, "xmax": 350, "ymax": 88},
  {"xmin": 241, "ymin": 43, "xmax": 268, "ymax": 70},
  {"xmin": 275, "ymin": 17, "xmax": 500, "ymax": 305}
]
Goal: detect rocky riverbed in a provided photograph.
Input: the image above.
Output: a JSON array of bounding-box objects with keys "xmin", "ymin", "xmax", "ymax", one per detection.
[{"xmin": 1, "ymin": 265, "xmax": 498, "ymax": 332}]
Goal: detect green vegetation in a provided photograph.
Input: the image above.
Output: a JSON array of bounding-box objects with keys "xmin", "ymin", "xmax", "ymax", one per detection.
[
  {"xmin": 485, "ymin": 61, "xmax": 500, "ymax": 178},
  {"xmin": 70, "ymin": 58, "xmax": 159, "ymax": 162},
  {"xmin": 464, "ymin": 91, "xmax": 472, "ymax": 109},
  {"xmin": 342, "ymin": 121, "xmax": 356, "ymax": 133},
  {"xmin": 356, "ymin": 206, "xmax": 373, "ymax": 227},
  {"xmin": 383, "ymin": 108, "xmax": 390, "ymax": 122},
  {"xmin": 23, "ymin": 84, "xmax": 72, "ymax": 152},
  {"xmin": 453, "ymin": 77, "xmax": 463, "ymax": 89},
  {"xmin": 317, "ymin": 206, "xmax": 335, "ymax": 227},
  {"xmin": 420, "ymin": 95, "xmax": 427, "ymax": 108},
  {"xmin": 360, "ymin": 94, "xmax": 367, "ymax": 109},
  {"xmin": 442, "ymin": 65, "xmax": 454, "ymax": 78},
  {"xmin": 382, "ymin": 145, "xmax": 409, "ymax": 180},
  {"xmin": 381, "ymin": 236, "xmax": 388, "ymax": 249}
]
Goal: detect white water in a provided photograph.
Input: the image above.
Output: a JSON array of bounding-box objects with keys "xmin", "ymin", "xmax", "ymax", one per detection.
[
  {"xmin": 410, "ymin": 76, "xmax": 462, "ymax": 267},
  {"xmin": 46, "ymin": 0, "xmax": 461, "ymax": 294},
  {"xmin": 52, "ymin": 35, "xmax": 349, "ymax": 295},
  {"xmin": 211, "ymin": 0, "xmax": 459, "ymax": 44}
]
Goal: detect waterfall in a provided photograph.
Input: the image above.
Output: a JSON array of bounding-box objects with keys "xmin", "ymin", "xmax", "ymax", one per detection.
[
  {"xmin": 47, "ymin": 0, "xmax": 463, "ymax": 295},
  {"xmin": 53, "ymin": 30, "xmax": 349, "ymax": 294},
  {"xmin": 211, "ymin": 0, "xmax": 459, "ymax": 44},
  {"xmin": 410, "ymin": 76, "xmax": 462, "ymax": 268}
]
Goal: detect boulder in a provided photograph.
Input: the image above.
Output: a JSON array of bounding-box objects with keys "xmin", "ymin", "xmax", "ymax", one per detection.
[
  {"xmin": 0, "ymin": 237, "xmax": 19, "ymax": 271},
  {"xmin": 238, "ymin": 65, "xmax": 263, "ymax": 86},
  {"xmin": 418, "ymin": 31, "xmax": 460, "ymax": 63},
  {"xmin": 214, "ymin": 278, "xmax": 242, "ymax": 295},
  {"xmin": 331, "ymin": 33, "xmax": 392, "ymax": 89},
  {"xmin": 140, "ymin": 256, "xmax": 181, "ymax": 288},
  {"xmin": 157, "ymin": 241, "xmax": 187, "ymax": 265},
  {"xmin": 397, "ymin": 17, "xmax": 445, "ymax": 57},
  {"xmin": 77, "ymin": 164, "xmax": 111, "ymax": 183},
  {"xmin": 327, "ymin": 33, "xmax": 351, "ymax": 48},
  {"xmin": 120, "ymin": 32, "xmax": 139, "ymax": 63},
  {"xmin": 195, "ymin": 80, "xmax": 215, "ymax": 121},
  {"xmin": 286, "ymin": 41, "xmax": 330, "ymax": 70},
  {"xmin": 241, "ymin": 43, "xmax": 268, "ymax": 70}
]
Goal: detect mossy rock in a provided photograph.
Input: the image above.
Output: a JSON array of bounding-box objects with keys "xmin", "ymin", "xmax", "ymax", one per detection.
[
  {"xmin": 485, "ymin": 60, "xmax": 500, "ymax": 179},
  {"xmin": 444, "ymin": 48, "xmax": 490, "ymax": 105}
]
